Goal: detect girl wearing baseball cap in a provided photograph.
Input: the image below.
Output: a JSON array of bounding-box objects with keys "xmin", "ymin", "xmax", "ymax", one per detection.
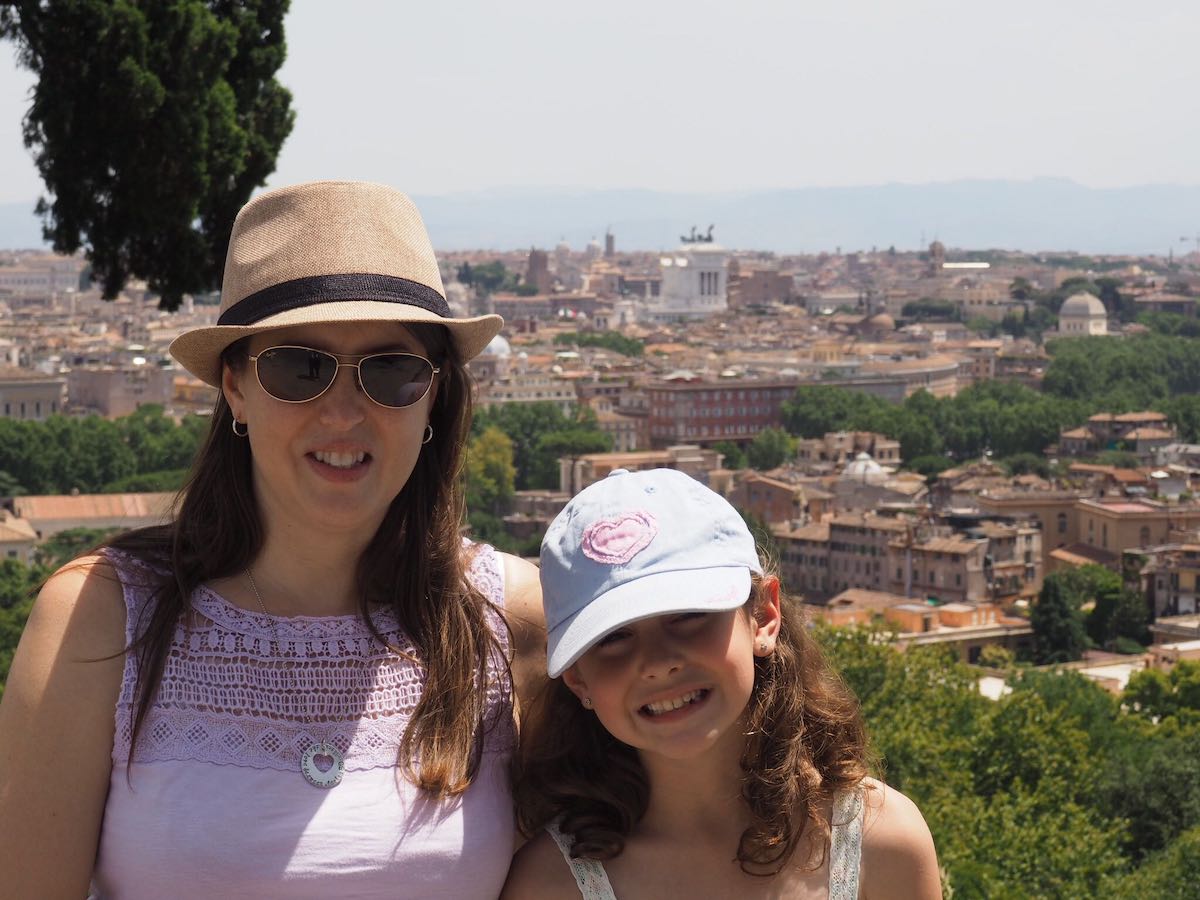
[{"xmin": 505, "ymin": 468, "xmax": 940, "ymax": 899}]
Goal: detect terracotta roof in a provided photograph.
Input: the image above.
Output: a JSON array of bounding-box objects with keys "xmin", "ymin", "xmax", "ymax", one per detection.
[
  {"xmin": 741, "ymin": 472, "xmax": 803, "ymax": 492},
  {"xmin": 774, "ymin": 522, "xmax": 830, "ymax": 542},
  {"xmin": 1126, "ymin": 427, "xmax": 1174, "ymax": 440},
  {"xmin": 0, "ymin": 514, "xmax": 36, "ymax": 542},
  {"xmin": 1050, "ymin": 543, "xmax": 1120, "ymax": 568},
  {"xmin": 1067, "ymin": 464, "xmax": 1149, "ymax": 483},
  {"xmin": 1114, "ymin": 411, "xmax": 1168, "ymax": 423},
  {"xmin": 0, "ymin": 366, "xmax": 64, "ymax": 383},
  {"xmin": 829, "ymin": 513, "xmax": 908, "ymax": 531},
  {"xmin": 825, "ymin": 588, "xmax": 907, "ymax": 610},
  {"xmin": 1060, "ymin": 427, "xmax": 1093, "ymax": 439},
  {"xmin": 14, "ymin": 492, "xmax": 176, "ymax": 522},
  {"xmin": 911, "ymin": 536, "xmax": 984, "ymax": 554}
]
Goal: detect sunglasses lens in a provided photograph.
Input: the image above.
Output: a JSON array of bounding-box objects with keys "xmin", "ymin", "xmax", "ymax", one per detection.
[
  {"xmin": 256, "ymin": 347, "xmax": 338, "ymax": 402},
  {"xmin": 360, "ymin": 354, "xmax": 435, "ymax": 408}
]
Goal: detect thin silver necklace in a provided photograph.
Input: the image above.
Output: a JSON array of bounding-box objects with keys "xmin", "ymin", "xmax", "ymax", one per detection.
[{"xmin": 246, "ymin": 567, "xmax": 345, "ymax": 789}]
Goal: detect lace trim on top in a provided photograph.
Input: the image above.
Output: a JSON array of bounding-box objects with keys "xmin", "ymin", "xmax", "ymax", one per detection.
[
  {"xmin": 545, "ymin": 820, "xmax": 617, "ymax": 900},
  {"xmin": 103, "ymin": 545, "xmax": 512, "ymax": 772},
  {"xmin": 828, "ymin": 787, "xmax": 865, "ymax": 900}
]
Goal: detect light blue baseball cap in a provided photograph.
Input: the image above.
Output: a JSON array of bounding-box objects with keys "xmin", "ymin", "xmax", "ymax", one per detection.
[{"xmin": 540, "ymin": 467, "xmax": 763, "ymax": 678}]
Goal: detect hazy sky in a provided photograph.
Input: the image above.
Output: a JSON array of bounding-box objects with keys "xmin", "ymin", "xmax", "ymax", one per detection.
[{"xmin": 2, "ymin": 0, "xmax": 1197, "ymax": 204}]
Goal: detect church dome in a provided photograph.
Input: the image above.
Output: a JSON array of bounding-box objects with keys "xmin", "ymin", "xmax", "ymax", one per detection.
[
  {"xmin": 1060, "ymin": 293, "xmax": 1106, "ymax": 317},
  {"xmin": 482, "ymin": 334, "xmax": 512, "ymax": 357}
]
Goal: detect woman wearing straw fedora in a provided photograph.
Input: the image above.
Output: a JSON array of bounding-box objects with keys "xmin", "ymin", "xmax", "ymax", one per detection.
[{"xmin": 0, "ymin": 182, "xmax": 545, "ymax": 898}]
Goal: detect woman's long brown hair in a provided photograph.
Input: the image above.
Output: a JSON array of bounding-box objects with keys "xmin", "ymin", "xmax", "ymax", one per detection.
[
  {"xmin": 107, "ymin": 323, "xmax": 509, "ymax": 796},
  {"xmin": 512, "ymin": 568, "xmax": 871, "ymax": 874}
]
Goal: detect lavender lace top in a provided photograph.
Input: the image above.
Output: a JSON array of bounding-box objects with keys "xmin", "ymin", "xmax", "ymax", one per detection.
[{"xmin": 89, "ymin": 544, "xmax": 515, "ymax": 900}]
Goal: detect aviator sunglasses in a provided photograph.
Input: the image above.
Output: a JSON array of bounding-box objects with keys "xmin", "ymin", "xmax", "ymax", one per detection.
[{"xmin": 248, "ymin": 345, "xmax": 441, "ymax": 409}]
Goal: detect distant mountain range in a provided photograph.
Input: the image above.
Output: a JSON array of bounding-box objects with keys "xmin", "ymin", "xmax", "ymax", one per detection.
[{"xmin": 3, "ymin": 178, "xmax": 1198, "ymax": 255}]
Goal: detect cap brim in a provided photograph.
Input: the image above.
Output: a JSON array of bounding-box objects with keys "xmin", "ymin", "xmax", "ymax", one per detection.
[
  {"xmin": 546, "ymin": 565, "xmax": 752, "ymax": 678},
  {"xmin": 169, "ymin": 302, "xmax": 504, "ymax": 386}
]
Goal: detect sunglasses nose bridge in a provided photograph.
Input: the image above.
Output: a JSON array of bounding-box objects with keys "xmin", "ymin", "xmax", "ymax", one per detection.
[{"xmin": 330, "ymin": 359, "xmax": 367, "ymax": 395}]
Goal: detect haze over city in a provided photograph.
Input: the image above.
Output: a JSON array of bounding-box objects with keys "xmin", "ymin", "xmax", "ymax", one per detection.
[{"xmin": 2, "ymin": 0, "xmax": 1198, "ymax": 252}]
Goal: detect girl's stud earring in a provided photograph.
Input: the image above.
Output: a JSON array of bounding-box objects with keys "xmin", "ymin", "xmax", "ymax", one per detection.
[
  {"xmin": 582, "ymin": 697, "xmax": 593, "ymax": 709},
  {"xmin": 758, "ymin": 641, "xmax": 768, "ymax": 654}
]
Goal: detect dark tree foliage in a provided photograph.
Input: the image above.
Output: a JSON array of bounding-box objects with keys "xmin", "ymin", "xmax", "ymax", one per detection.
[
  {"xmin": 33, "ymin": 526, "xmax": 120, "ymax": 569},
  {"xmin": 0, "ymin": 407, "xmax": 207, "ymax": 494},
  {"xmin": 461, "ymin": 261, "xmax": 514, "ymax": 294},
  {"xmin": 745, "ymin": 426, "xmax": 795, "ymax": 470},
  {"xmin": 901, "ymin": 298, "xmax": 960, "ymax": 321},
  {"xmin": 1031, "ymin": 574, "xmax": 1088, "ymax": 664},
  {"xmin": 0, "ymin": 0, "xmax": 294, "ymax": 309},
  {"xmin": 712, "ymin": 440, "xmax": 746, "ymax": 470},
  {"xmin": 472, "ymin": 401, "xmax": 610, "ymax": 490},
  {"xmin": 553, "ymin": 331, "xmax": 645, "ymax": 357},
  {"xmin": 0, "ymin": 558, "xmax": 47, "ymax": 701}
]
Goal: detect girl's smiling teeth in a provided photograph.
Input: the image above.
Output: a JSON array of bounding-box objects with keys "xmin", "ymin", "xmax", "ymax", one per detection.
[
  {"xmin": 640, "ymin": 688, "xmax": 709, "ymax": 717},
  {"xmin": 312, "ymin": 449, "xmax": 368, "ymax": 468}
]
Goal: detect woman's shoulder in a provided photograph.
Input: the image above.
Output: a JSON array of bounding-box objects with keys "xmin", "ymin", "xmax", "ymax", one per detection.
[
  {"xmin": 2, "ymin": 553, "xmax": 128, "ymax": 727},
  {"xmin": 27, "ymin": 555, "xmax": 130, "ymax": 662},
  {"xmin": 500, "ymin": 828, "xmax": 585, "ymax": 900},
  {"xmin": 37, "ymin": 554, "xmax": 129, "ymax": 636},
  {"xmin": 858, "ymin": 777, "xmax": 942, "ymax": 900}
]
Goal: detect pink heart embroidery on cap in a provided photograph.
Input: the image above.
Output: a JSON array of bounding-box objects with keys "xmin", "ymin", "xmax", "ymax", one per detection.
[{"xmin": 581, "ymin": 510, "xmax": 658, "ymax": 565}]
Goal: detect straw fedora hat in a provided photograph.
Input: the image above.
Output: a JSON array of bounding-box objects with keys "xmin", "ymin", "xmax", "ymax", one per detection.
[{"xmin": 169, "ymin": 180, "xmax": 503, "ymax": 386}]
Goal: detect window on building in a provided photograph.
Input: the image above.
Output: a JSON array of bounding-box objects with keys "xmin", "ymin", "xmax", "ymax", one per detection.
[{"xmin": 1057, "ymin": 513, "xmax": 1067, "ymax": 533}]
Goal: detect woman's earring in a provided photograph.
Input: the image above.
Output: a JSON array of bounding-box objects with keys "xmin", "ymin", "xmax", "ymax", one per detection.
[
  {"xmin": 758, "ymin": 640, "xmax": 769, "ymax": 654},
  {"xmin": 232, "ymin": 419, "xmax": 248, "ymax": 437},
  {"xmin": 581, "ymin": 697, "xmax": 593, "ymax": 709},
  {"xmin": 422, "ymin": 424, "xmax": 434, "ymax": 445}
]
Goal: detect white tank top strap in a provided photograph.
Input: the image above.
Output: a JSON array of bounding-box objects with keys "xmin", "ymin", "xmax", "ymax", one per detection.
[
  {"xmin": 828, "ymin": 786, "xmax": 866, "ymax": 900},
  {"xmin": 545, "ymin": 820, "xmax": 619, "ymax": 900}
]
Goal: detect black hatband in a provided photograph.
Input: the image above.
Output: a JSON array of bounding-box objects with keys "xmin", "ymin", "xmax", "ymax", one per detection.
[{"xmin": 218, "ymin": 274, "xmax": 450, "ymax": 326}]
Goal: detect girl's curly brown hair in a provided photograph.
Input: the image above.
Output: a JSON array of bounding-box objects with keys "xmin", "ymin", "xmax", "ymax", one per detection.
[{"xmin": 512, "ymin": 563, "xmax": 872, "ymax": 875}]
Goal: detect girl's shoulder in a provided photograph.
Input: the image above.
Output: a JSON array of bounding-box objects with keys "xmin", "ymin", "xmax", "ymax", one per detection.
[
  {"xmin": 500, "ymin": 829, "xmax": 585, "ymax": 900},
  {"xmin": 858, "ymin": 777, "xmax": 942, "ymax": 900}
]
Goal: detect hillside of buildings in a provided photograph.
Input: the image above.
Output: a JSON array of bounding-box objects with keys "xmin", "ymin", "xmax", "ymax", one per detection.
[{"xmin": 2, "ymin": 238, "xmax": 1200, "ymax": 895}]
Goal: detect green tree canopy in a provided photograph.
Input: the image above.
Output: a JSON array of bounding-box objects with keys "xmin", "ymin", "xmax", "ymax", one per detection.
[
  {"xmin": 553, "ymin": 331, "xmax": 645, "ymax": 357},
  {"xmin": 1123, "ymin": 661, "xmax": 1200, "ymax": 724},
  {"xmin": 1031, "ymin": 573, "xmax": 1088, "ymax": 664},
  {"xmin": 712, "ymin": 440, "xmax": 747, "ymax": 470},
  {"xmin": 745, "ymin": 427, "xmax": 796, "ymax": 470},
  {"xmin": 901, "ymin": 298, "xmax": 960, "ymax": 321},
  {"xmin": 472, "ymin": 402, "xmax": 611, "ymax": 490},
  {"xmin": 1, "ymin": 0, "xmax": 294, "ymax": 309},
  {"xmin": 0, "ymin": 408, "xmax": 207, "ymax": 494}
]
